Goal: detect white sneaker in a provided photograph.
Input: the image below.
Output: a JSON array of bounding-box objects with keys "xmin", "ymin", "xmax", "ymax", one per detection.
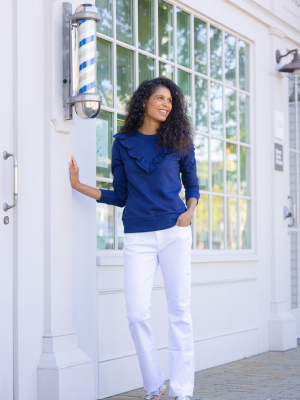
[{"xmin": 144, "ymin": 383, "xmax": 168, "ymax": 400}]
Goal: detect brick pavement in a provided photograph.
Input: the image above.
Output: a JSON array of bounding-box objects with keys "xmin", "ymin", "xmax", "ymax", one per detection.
[{"xmin": 107, "ymin": 339, "xmax": 300, "ymax": 400}]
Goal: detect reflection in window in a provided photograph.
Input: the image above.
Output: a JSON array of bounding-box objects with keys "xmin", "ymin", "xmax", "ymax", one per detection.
[
  {"xmin": 194, "ymin": 18, "xmax": 207, "ymax": 75},
  {"xmin": 196, "ymin": 194, "xmax": 209, "ymax": 249},
  {"xmin": 239, "ymin": 40, "xmax": 249, "ymax": 91},
  {"xmin": 210, "ymin": 26, "xmax": 222, "ymax": 81},
  {"xmin": 177, "ymin": 8, "xmax": 190, "ymax": 68},
  {"xmin": 225, "ymin": 88, "xmax": 237, "ymax": 140},
  {"xmin": 211, "ymin": 82, "xmax": 223, "ymax": 137},
  {"xmin": 96, "ymin": 0, "xmax": 113, "ymax": 37},
  {"xmin": 195, "ymin": 135, "xmax": 209, "ymax": 191},
  {"xmin": 139, "ymin": 54, "xmax": 155, "ymax": 84},
  {"xmin": 138, "ymin": 0, "xmax": 155, "ymax": 53},
  {"xmin": 212, "ymin": 196, "xmax": 224, "ymax": 249},
  {"xmin": 117, "ymin": 45, "xmax": 135, "ymax": 111},
  {"xmin": 211, "ymin": 138, "xmax": 223, "ymax": 193},
  {"xmin": 227, "ymin": 198, "xmax": 237, "ymax": 249},
  {"xmin": 159, "ymin": 0, "xmax": 174, "ymax": 61},
  {"xmin": 97, "ymin": 38, "xmax": 113, "ymax": 108},
  {"xmin": 226, "ymin": 143, "xmax": 237, "ymax": 194},
  {"xmin": 240, "ymin": 199, "xmax": 251, "ymax": 249},
  {"xmin": 96, "ymin": 182, "xmax": 115, "ymax": 250},
  {"xmin": 240, "ymin": 93, "xmax": 250, "ymax": 143},
  {"xmin": 159, "ymin": 62, "xmax": 174, "ymax": 80},
  {"xmin": 96, "ymin": 111, "xmax": 113, "ymax": 179},
  {"xmin": 195, "ymin": 76, "xmax": 208, "ymax": 133},
  {"xmin": 240, "ymin": 146, "xmax": 250, "ymax": 196},
  {"xmin": 178, "ymin": 69, "xmax": 191, "ymax": 114},
  {"xmin": 116, "ymin": 0, "xmax": 134, "ymax": 45},
  {"xmin": 225, "ymin": 33, "xmax": 236, "ymax": 86}
]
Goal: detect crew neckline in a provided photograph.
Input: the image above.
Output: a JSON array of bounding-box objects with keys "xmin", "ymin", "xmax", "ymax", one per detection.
[{"xmin": 135, "ymin": 130, "xmax": 158, "ymax": 139}]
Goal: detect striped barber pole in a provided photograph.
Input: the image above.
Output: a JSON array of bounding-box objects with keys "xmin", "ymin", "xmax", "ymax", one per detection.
[{"xmin": 78, "ymin": 18, "xmax": 96, "ymax": 94}]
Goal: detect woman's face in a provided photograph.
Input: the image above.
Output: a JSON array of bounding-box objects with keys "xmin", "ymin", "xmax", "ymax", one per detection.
[{"xmin": 143, "ymin": 86, "xmax": 172, "ymax": 124}]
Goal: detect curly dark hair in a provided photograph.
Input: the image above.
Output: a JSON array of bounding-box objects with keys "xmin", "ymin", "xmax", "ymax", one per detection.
[{"xmin": 119, "ymin": 77, "xmax": 194, "ymax": 154}]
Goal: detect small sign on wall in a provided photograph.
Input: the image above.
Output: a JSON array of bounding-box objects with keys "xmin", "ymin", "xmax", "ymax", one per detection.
[{"xmin": 275, "ymin": 143, "xmax": 283, "ymax": 171}]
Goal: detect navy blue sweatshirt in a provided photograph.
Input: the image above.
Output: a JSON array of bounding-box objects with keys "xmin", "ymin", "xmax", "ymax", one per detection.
[{"xmin": 97, "ymin": 130, "xmax": 200, "ymax": 233}]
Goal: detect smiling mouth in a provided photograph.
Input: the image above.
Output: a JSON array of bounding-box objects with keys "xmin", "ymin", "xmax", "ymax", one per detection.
[{"xmin": 158, "ymin": 109, "xmax": 168, "ymax": 115}]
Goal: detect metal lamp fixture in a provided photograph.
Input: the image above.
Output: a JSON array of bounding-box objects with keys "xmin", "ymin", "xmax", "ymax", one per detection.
[
  {"xmin": 63, "ymin": 3, "xmax": 102, "ymax": 120},
  {"xmin": 276, "ymin": 49, "xmax": 300, "ymax": 76}
]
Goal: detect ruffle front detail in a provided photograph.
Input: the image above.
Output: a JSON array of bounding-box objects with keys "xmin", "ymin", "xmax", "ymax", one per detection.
[{"xmin": 113, "ymin": 132, "xmax": 173, "ymax": 173}]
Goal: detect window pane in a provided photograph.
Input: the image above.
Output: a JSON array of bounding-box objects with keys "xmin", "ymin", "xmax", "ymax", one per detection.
[
  {"xmin": 211, "ymin": 138, "xmax": 224, "ymax": 193},
  {"xmin": 117, "ymin": 113, "xmax": 126, "ymax": 131},
  {"xmin": 194, "ymin": 18, "xmax": 207, "ymax": 75},
  {"xmin": 240, "ymin": 199, "xmax": 251, "ymax": 249},
  {"xmin": 290, "ymin": 232, "xmax": 298, "ymax": 309},
  {"xmin": 210, "ymin": 26, "xmax": 222, "ymax": 81},
  {"xmin": 195, "ymin": 76, "xmax": 208, "ymax": 133},
  {"xmin": 211, "ymin": 82, "xmax": 223, "ymax": 137},
  {"xmin": 227, "ymin": 198, "xmax": 237, "ymax": 249},
  {"xmin": 196, "ymin": 194, "xmax": 209, "ymax": 249},
  {"xmin": 96, "ymin": 0, "xmax": 113, "ymax": 37},
  {"xmin": 158, "ymin": 0, "xmax": 174, "ymax": 61},
  {"xmin": 195, "ymin": 135, "xmax": 209, "ymax": 191},
  {"xmin": 226, "ymin": 143, "xmax": 237, "ymax": 194},
  {"xmin": 138, "ymin": 0, "xmax": 155, "ymax": 53},
  {"xmin": 177, "ymin": 8, "xmax": 190, "ymax": 68},
  {"xmin": 289, "ymin": 79, "xmax": 296, "ymax": 149},
  {"xmin": 240, "ymin": 146, "xmax": 250, "ymax": 196},
  {"xmin": 96, "ymin": 110, "xmax": 113, "ymax": 179},
  {"xmin": 177, "ymin": 69, "xmax": 191, "ymax": 114},
  {"xmin": 289, "ymin": 151, "xmax": 297, "ymax": 228},
  {"xmin": 240, "ymin": 93, "xmax": 250, "ymax": 144},
  {"xmin": 117, "ymin": 45, "xmax": 135, "ymax": 111},
  {"xmin": 116, "ymin": 0, "xmax": 134, "ymax": 45},
  {"xmin": 97, "ymin": 38, "xmax": 113, "ymax": 107},
  {"xmin": 225, "ymin": 88, "xmax": 237, "ymax": 140},
  {"xmin": 224, "ymin": 33, "xmax": 236, "ymax": 86},
  {"xmin": 117, "ymin": 207, "xmax": 125, "ymax": 250},
  {"xmin": 239, "ymin": 40, "xmax": 249, "ymax": 91},
  {"xmin": 159, "ymin": 62, "xmax": 174, "ymax": 80},
  {"xmin": 96, "ymin": 182, "xmax": 115, "ymax": 250},
  {"xmin": 139, "ymin": 54, "xmax": 155, "ymax": 84},
  {"xmin": 212, "ymin": 196, "xmax": 224, "ymax": 249}
]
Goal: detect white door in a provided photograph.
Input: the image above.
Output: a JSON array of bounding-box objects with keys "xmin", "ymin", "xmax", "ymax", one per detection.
[
  {"xmin": 288, "ymin": 76, "xmax": 300, "ymax": 337},
  {"xmin": 0, "ymin": 0, "xmax": 14, "ymax": 397}
]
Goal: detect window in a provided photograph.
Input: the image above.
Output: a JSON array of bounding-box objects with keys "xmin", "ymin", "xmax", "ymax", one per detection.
[{"xmin": 95, "ymin": 0, "xmax": 251, "ymax": 251}]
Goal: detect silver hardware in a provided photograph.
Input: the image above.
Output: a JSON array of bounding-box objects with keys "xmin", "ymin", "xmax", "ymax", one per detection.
[
  {"xmin": 3, "ymin": 151, "xmax": 18, "ymax": 212},
  {"xmin": 3, "ymin": 216, "xmax": 9, "ymax": 225},
  {"xmin": 286, "ymin": 195, "xmax": 296, "ymax": 227}
]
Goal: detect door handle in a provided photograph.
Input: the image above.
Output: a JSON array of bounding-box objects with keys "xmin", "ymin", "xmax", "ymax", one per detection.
[
  {"xmin": 287, "ymin": 195, "xmax": 296, "ymax": 227},
  {"xmin": 3, "ymin": 151, "xmax": 18, "ymax": 212}
]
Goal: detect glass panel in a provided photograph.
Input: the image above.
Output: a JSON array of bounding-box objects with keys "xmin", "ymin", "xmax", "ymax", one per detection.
[
  {"xmin": 158, "ymin": 0, "xmax": 174, "ymax": 61},
  {"xmin": 195, "ymin": 76, "xmax": 208, "ymax": 133},
  {"xmin": 194, "ymin": 18, "xmax": 207, "ymax": 75},
  {"xmin": 178, "ymin": 69, "xmax": 191, "ymax": 114},
  {"xmin": 225, "ymin": 88, "xmax": 237, "ymax": 140},
  {"xmin": 240, "ymin": 93, "xmax": 250, "ymax": 144},
  {"xmin": 97, "ymin": 38, "xmax": 113, "ymax": 108},
  {"xmin": 212, "ymin": 195, "xmax": 224, "ymax": 249},
  {"xmin": 117, "ymin": 113, "xmax": 126, "ymax": 131},
  {"xmin": 289, "ymin": 78, "xmax": 296, "ymax": 149},
  {"xmin": 196, "ymin": 194, "xmax": 209, "ymax": 249},
  {"xmin": 210, "ymin": 26, "xmax": 222, "ymax": 81},
  {"xmin": 239, "ymin": 40, "xmax": 249, "ymax": 91},
  {"xmin": 227, "ymin": 198, "xmax": 237, "ymax": 249},
  {"xmin": 195, "ymin": 135, "xmax": 209, "ymax": 191},
  {"xmin": 117, "ymin": 45, "xmax": 135, "ymax": 111},
  {"xmin": 96, "ymin": 182, "xmax": 115, "ymax": 250},
  {"xmin": 290, "ymin": 232, "xmax": 298, "ymax": 309},
  {"xmin": 290, "ymin": 151, "xmax": 297, "ymax": 228},
  {"xmin": 96, "ymin": 0, "xmax": 113, "ymax": 37},
  {"xmin": 96, "ymin": 111, "xmax": 113, "ymax": 179},
  {"xmin": 226, "ymin": 143, "xmax": 237, "ymax": 194},
  {"xmin": 211, "ymin": 82, "xmax": 223, "ymax": 137},
  {"xmin": 224, "ymin": 33, "xmax": 236, "ymax": 86},
  {"xmin": 211, "ymin": 138, "xmax": 224, "ymax": 193},
  {"xmin": 138, "ymin": 0, "xmax": 155, "ymax": 53},
  {"xmin": 177, "ymin": 8, "xmax": 190, "ymax": 68},
  {"xmin": 117, "ymin": 207, "xmax": 125, "ymax": 250},
  {"xmin": 298, "ymin": 79, "xmax": 300, "ymax": 149},
  {"xmin": 240, "ymin": 199, "xmax": 251, "ymax": 249},
  {"xmin": 116, "ymin": 0, "xmax": 134, "ymax": 45},
  {"xmin": 139, "ymin": 54, "xmax": 155, "ymax": 84},
  {"xmin": 240, "ymin": 146, "xmax": 250, "ymax": 196},
  {"xmin": 159, "ymin": 62, "xmax": 174, "ymax": 80}
]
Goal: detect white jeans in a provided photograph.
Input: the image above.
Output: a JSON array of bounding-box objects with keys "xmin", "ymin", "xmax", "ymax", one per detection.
[{"xmin": 123, "ymin": 224, "xmax": 194, "ymax": 397}]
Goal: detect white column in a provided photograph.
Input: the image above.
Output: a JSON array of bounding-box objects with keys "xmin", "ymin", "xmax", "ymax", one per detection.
[
  {"xmin": 268, "ymin": 27, "xmax": 297, "ymax": 351},
  {"xmin": 37, "ymin": 1, "xmax": 95, "ymax": 398}
]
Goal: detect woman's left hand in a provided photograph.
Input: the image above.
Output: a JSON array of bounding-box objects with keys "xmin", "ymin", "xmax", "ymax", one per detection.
[{"xmin": 176, "ymin": 210, "xmax": 193, "ymax": 227}]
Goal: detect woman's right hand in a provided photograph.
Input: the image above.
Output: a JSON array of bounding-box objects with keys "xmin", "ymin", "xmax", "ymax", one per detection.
[{"xmin": 69, "ymin": 155, "xmax": 80, "ymax": 189}]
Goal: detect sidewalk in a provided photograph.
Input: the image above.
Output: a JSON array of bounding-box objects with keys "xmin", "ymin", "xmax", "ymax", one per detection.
[{"xmin": 107, "ymin": 339, "xmax": 300, "ymax": 400}]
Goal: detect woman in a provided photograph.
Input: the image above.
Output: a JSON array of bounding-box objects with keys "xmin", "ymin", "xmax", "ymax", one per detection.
[{"xmin": 69, "ymin": 77, "xmax": 200, "ymax": 400}]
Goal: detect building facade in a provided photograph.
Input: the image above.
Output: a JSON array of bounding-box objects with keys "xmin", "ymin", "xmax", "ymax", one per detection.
[{"xmin": 0, "ymin": 0, "xmax": 299, "ymax": 399}]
